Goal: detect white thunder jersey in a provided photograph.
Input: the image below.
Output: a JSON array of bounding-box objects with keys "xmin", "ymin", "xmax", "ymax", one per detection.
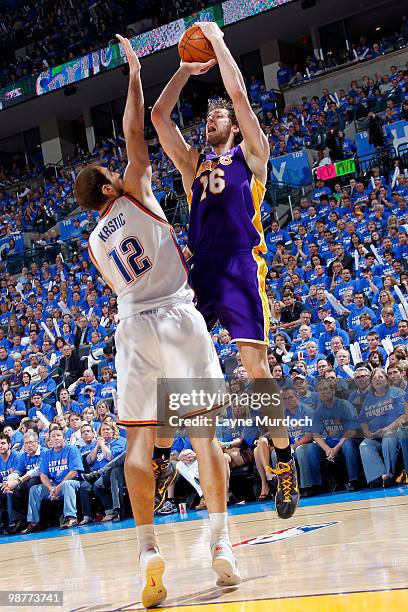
[{"xmin": 88, "ymin": 194, "xmax": 194, "ymax": 319}]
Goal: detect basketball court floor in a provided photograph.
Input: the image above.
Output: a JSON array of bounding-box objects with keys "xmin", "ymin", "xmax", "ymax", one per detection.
[{"xmin": 1, "ymin": 488, "xmax": 407, "ymax": 611}]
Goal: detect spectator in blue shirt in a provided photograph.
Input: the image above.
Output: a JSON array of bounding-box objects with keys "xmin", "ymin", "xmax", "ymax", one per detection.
[
  {"xmin": 15, "ymin": 372, "xmax": 33, "ymax": 404},
  {"xmin": 56, "ymin": 388, "xmax": 82, "ymax": 416},
  {"xmin": 318, "ymin": 317, "xmax": 350, "ymax": 355},
  {"xmin": 23, "ymin": 427, "xmax": 83, "ymax": 532},
  {"xmin": 28, "ymin": 392, "xmax": 55, "ymax": 423},
  {"xmin": 351, "ymin": 181, "xmax": 370, "ymax": 207},
  {"xmin": 333, "ymin": 268, "xmax": 357, "ymax": 302},
  {"xmin": 397, "ymin": 320, "xmax": 408, "ymax": 347},
  {"xmin": 311, "ymin": 179, "xmax": 332, "ymax": 205},
  {"xmin": 312, "ymin": 380, "xmax": 361, "ymax": 489},
  {"xmin": 79, "ymin": 421, "xmax": 126, "ymax": 524},
  {"xmin": 266, "ymin": 220, "xmax": 292, "ymax": 254},
  {"xmin": 277, "ymin": 62, "xmax": 295, "ymax": 88},
  {"xmin": 347, "ymin": 292, "xmax": 376, "ymax": 328},
  {"xmin": 303, "ymin": 341, "xmax": 327, "ymax": 376},
  {"xmin": 259, "ymin": 86, "xmax": 276, "ymax": 114},
  {"xmin": 68, "ymin": 368, "xmax": 101, "ymax": 400},
  {"xmin": 0, "ymin": 346, "xmax": 14, "ymax": 376},
  {"xmin": 356, "ymin": 269, "xmax": 382, "ymax": 301},
  {"xmin": 5, "ymin": 430, "xmax": 45, "ymax": 534},
  {"xmin": 0, "ymin": 432, "xmax": 21, "ymax": 533},
  {"xmin": 216, "ymin": 329, "xmax": 238, "ymax": 366},
  {"xmin": 98, "ymin": 367, "xmax": 117, "ymax": 401},
  {"xmin": 375, "ymin": 307, "xmax": 401, "ymax": 348},
  {"xmin": 355, "ymin": 312, "xmax": 375, "ymax": 353},
  {"xmin": 359, "ymin": 369, "xmax": 406, "ymax": 486},
  {"xmin": 248, "ymin": 75, "xmax": 262, "ymax": 104},
  {"xmin": 0, "ymin": 389, "xmax": 26, "ymax": 428},
  {"xmin": 31, "ymin": 365, "xmax": 57, "ymax": 404}
]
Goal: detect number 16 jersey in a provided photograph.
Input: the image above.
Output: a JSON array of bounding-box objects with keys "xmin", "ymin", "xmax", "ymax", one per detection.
[
  {"xmin": 88, "ymin": 194, "xmax": 193, "ymax": 319},
  {"xmin": 188, "ymin": 144, "xmax": 267, "ymax": 254}
]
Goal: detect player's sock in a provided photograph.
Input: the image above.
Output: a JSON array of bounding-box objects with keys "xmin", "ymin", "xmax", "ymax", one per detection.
[
  {"xmin": 275, "ymin": 445, "xmax": 292, "ymax": 464},
  {"xmin": 153, "ymin": 445, "xmax": 171, "ymax": 460},
  {"xmin": 209, "ymin": 512, "xmax": 230, "ymax": 548},
  {"xmin": 137, "ymin": 523, "xmax": 159, "ymax": 555},
  {"xmin": 209, "ymin": 513, "xmax": 241, "ymax": 587}
]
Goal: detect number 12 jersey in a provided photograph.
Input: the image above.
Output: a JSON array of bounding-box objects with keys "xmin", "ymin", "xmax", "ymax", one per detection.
[{"xmin": 88, "ymin": 194, "xmax": 193, "ymax": 319}]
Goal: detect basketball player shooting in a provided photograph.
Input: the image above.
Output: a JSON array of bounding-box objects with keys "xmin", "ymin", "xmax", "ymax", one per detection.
[
  {"xmin": 74, "ymin": 35, "xmax": 240, "ymax": 609},
  {"xmin": 152, "ymin": 21, "xmax": 299, "ymax": 519}
]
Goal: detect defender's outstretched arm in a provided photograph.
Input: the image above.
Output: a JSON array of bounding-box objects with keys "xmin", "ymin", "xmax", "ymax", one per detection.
[{"xmin": 117, "ymin": 35, "xmax": 164, "ymax": 217}]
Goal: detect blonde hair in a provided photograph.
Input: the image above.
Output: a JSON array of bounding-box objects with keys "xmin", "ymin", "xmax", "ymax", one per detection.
[{"xmin": 98, "ymin": 418, "xmax": 119, "ymax": 439}]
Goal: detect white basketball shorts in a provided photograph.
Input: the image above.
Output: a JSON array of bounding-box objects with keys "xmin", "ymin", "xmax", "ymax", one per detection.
[{"xmin": 115, "ymin": 302, "xmax": 224, "ymax": 426}]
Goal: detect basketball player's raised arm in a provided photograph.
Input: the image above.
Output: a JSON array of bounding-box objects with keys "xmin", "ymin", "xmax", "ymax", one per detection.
[
  {"xmin": 197, "ymin": 23, "xmax": 269, "ymax": 178},
  {"xmin": 151, "ymin": 61, "xmax": 214, "ymax": 189},
  {"xmin": 116, "ymin": 35, "xmax": 164, "ymax": 218}
]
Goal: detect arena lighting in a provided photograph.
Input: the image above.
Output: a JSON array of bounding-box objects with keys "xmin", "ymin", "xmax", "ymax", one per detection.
[
  {"xmin": 64, "ymin": 85, "xmax": 77, "ymax": 97},
  {"xmin": 375, "ymin": 26, "xmax": 381, "ymax": 30}
]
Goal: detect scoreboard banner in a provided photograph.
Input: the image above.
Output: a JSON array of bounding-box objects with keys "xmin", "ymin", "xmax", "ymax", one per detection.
[{"xmin": 0, "ymin": 0, "xmax": 294, "ymax": 110}]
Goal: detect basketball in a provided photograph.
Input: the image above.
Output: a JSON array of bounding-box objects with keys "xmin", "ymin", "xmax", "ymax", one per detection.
[{"xmin": 178, "ymin": 25, "xmax": 216, "ymax": 63}]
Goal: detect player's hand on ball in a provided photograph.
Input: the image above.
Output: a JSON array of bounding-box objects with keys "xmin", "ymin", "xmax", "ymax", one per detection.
[
  {"xmin": 116, "ymin": 34, "xmax": 140, "ymax": 72},
  {"xmin": 196, "ymin": 21, "xmax": 224, "ymax": 41},
  {"xmin": 181, "ymin": 59, "xmax": 216, "ymax": 75}
]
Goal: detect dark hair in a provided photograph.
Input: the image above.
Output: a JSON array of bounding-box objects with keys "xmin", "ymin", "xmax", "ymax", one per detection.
[
  {"xmin": 74, "ymin": 164, "xmax": 110, "ymax": 211},
  {"xmin": 3, "ymin": 388, "xmax": 16, "ymax": 406},
  {"xmin": 0, "ymin": 432, "xmax": 10, "ymax": 445},
  {"xmin": 207, "ymin": 97, "xmax": 242, "ymax": 144}
]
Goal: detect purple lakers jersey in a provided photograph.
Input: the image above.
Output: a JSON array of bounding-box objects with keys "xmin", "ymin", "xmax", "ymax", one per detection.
[{"xmin": 188, "ymin": 144, "xmax": 267, "ymax": 254}]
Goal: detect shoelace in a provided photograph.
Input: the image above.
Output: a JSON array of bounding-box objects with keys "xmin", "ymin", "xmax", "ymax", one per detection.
[{"xmin": 268, "ymin": 462, "xmax": 293, "ymax": 503}]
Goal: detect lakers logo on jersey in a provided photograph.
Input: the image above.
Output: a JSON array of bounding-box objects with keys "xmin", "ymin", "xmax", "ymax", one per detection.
[{"xmin": 219, "ymin": 155, "xmax": 233, "ymax": 166}]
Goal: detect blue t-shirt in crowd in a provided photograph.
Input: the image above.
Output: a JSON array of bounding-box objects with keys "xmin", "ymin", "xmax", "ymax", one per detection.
[
  {"xmin": 312, "ymin": 399, "xmax": 358, "ymax": 445},
  {"xmin": 285, "ymin": 406, "xmax": 313, "ymax": 444},
  {"xmin": 39, "ymin": 444, "xmax": 83, "ymax": 484},
  {"xmin": 16, "ymin": 447, "xmax": 46, "ymax": 475},
  {"xmin": 359, "ymin": 387, "xmax": 405, "ymax": 432},
  {"xmin": 170, "ymin": 435, "xmax": 193, "ymax": 455},
  {"xmin": 28, "ymin": 403, "xmax": 55, "ymax": 422},
  {"xmin": 0, "ymin": 449, "xmax": 22, "ymax": 482},
  {"xmin": 89, "ymin": 437, "xmax": 126, "ymax": 471},
  {"xmin": 374, "ymin": 321, "xmax": 401, "ymax": 347}
]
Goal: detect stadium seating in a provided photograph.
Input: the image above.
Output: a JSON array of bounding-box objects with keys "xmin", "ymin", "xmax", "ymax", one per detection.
[{"xmin": 0, "ymin": 14, "xmax": 407, "ymax": 531}]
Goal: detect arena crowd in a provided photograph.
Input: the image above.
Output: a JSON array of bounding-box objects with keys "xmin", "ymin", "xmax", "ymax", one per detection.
[{"xmin": 0, "ymin": 46, "xmax": 407, "ymax": 534}]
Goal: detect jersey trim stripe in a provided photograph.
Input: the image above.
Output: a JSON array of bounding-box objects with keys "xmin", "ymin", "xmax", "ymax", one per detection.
[
  {"xmin": 125, "ymin": 193, "xmax": 170, "ymax": 226},
  {"xmin": 187, "ymin": 191, "xmax": 192, "ymax": 209},
  {"xmin": 88, "ymin": 243, "xmax": 114, "ymax": 290},
  {"xmin": 252, "ymin": 249, "xmax": 270, "ymax": 344},
  {"xmin": 169, "ymin": 231, "xmax": 191, "ymax": 279},
  {"xmin": 250, "ymin": 175, "xmax": 267, "ymax": 253},
  {"xmin": 249, "ymin": 174, "xmax": 269, "ymax": 343},
  {"xmin": 233, "ymin": 338, "xmax": 268, "ymax": 345},
  {"xmin": 117, "ymin": 419, "xmax": 162, "ymax": 426},
  {"xmin": 100, "ymin": 199, "xmax": 117, "ymax": 220}
]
